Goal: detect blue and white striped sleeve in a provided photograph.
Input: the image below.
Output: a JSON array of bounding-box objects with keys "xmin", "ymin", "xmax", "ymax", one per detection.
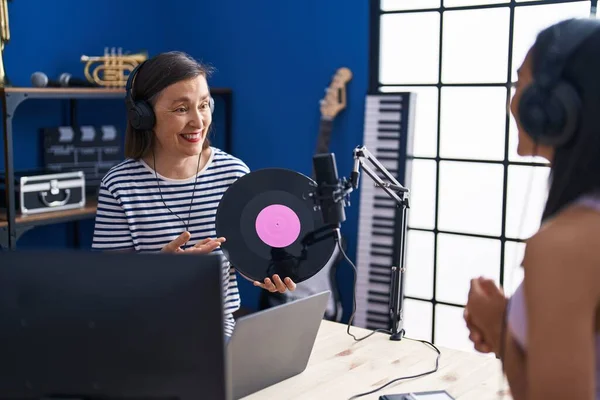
[{"xmin": 92, "ymin": 180, "xmax": 134, "ymax": 251}]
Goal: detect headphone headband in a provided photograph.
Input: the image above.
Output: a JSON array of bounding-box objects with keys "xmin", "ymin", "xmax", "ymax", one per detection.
[
  {"xmin": 125, "ymin": 62, "xmax": 144, "ymax": 98},
  {"xmin": 518, "ymin": 18, "xmax": 600, "ymax": 147},
  {"xmin": 125, "ymin": 60, "xmax": 156, "ymax": 131},
  {"xmin": 535, "ymin": 18, "xmax": 600, "ymax": 88},
  {"xmin": 125, "ymin": 61, "xmax": 145, "ymax": 108}
]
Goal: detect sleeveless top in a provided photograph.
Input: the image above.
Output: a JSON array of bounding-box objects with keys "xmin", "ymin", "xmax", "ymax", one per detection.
[{"xmin": 506, "ymin": 194, "xmax": 600, "ymax": 398}]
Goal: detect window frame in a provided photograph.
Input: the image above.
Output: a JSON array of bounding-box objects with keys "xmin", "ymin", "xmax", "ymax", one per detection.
[{"xmin": 368, "ymin": 0, "xmax": 595, "ymax": 346}]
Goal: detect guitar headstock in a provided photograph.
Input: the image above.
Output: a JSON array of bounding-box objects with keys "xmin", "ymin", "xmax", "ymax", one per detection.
[{"xmin": 320, "ymin": 67, "xmax": 352, "ymax": 120}]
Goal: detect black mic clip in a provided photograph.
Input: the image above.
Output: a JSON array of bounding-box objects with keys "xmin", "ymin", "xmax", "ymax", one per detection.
[{"xmin": 307, "ymin": 177, "xmax": 353, "ymax": 211}]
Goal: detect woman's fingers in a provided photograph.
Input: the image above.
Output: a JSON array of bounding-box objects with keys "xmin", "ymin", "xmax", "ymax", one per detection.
[
  {"xmin": 161, "ymin": 231, "xmax": 191, "ymax": 252},
  {"xmin": 284, "ymin": 277, "xmax": 296, "ymax": 291},
  {"xmin": 254, "ymin": 277, "xmax": 277, "ymax": 292}
]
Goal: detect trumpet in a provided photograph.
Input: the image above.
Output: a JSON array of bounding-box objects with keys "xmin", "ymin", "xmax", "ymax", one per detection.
[
  {"xmin": 81, "ymin": 47, "xmax": 148, "ymax": 88},
  {"xmin": 0, "ymin": 0, "xmax": 11, "ymax": 87}
]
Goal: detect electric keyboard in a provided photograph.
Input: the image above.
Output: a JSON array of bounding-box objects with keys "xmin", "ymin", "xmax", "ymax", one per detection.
[{"xmin": 354, "ymin": 93, "xmax": 416, "ymax": 330}]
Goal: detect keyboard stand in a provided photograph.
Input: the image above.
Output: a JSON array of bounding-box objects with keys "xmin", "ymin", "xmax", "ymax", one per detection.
[{"xmin": 351, "ymin": 146, "xmax": 410, "ymax": 341}]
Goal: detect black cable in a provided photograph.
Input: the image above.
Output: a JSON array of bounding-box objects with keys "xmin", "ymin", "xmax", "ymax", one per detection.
[
  {"xmin": 347, "ymin": 339, "xmax": 440, "ymax": 400},
  {"xmin": 153, "ymin": 148, "xmax": 201, "ymax": 236},
  {"xmin": 336, "ymin": 239, "xmax": 390, "ymax": 341},
  {"xmin": 334, "ymin": 239, "xmax": 442, "ymax": 399}
]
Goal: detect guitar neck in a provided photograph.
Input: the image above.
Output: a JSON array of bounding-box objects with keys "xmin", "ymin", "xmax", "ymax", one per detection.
[
  {"xmin": 315, "ymin": 118, "xmax": 334, "ymax": 154},
  {"xmin": 312, "ymin": 118, "xmax": 334, "ymax": 179}
]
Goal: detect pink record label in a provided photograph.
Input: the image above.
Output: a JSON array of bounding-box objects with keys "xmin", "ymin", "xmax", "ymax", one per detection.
[{"xmin": 255, "ymin": 204, "xmax": 301, "ymax": 248}]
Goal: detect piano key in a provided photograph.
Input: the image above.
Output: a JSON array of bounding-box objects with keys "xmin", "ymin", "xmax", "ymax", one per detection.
[
  {"xmin": 378, "ymin": 123, "xmax": 401, "ymax": 130},
  {"xmin": 373, "ymin": 231, "xmax": 393, "ymax": 238},
  {"xmin": 376, "ymin": 141, "xmax": 401, "ymax": 151},
  {"xmin": 370, "ymin": 266, "xmax": 392, "ymax": 276},
  {"xmin": 378, "ymin": 119, "xmax": 401, "ymax": 126},
  {"xmin": 372, "ymin": 216, "xmax": 395, "ymax": 224},
  {"xmin": 367, "ymin": 315, "xmax": 389, "ymax": 324},
  {"xmin": 376, "ymin": 136, "xmax": 399, "ymax": 142},
  {"xmin": 376, "ymin": 154, "xmax": 400, "ymax": 162},
  {"xmin": 378, "ymin": 126, "xmax": 401, "ymax": 133},
  {"xmin": 373, "ymin": 218, "xmax": 394, "ymax": 227},
  {"xmin": 379, "ymin": 105, "xmax": 402, "ymax": 112},
  {"xmin": 356, "ymin": 283, "xmax": 389, "ymax": 299},
  {"xmin": 367, "ymin": 310, "xmax": 389, "ymax": 320},
  {"xmin": 368, "ymin": 232, "xmax": 393, "ymax": 246},
  {"xmin": 361, "ymin": 254, "xmax": 393, "ymax": 266},
  {"xmin": 365, "ymin": 206, "xmax": 395, "ymax": 219},
  {"xmin": 379, "ymin": 98, "xmax": 403, "ymax": 104},
  {"xmin": 370, "ymin": 277, "xmax": 391, "ymax": 286},
  {"xmin": 372, "ymin": 229, "xmax": 394, "ymax": 237},
  {"xmin": 375, "ymin": 195, "xmax": 397, "ymax": 204},
  {"xmin": 370, "ymin": 267, "xmax": 391, "ymax": 276},
  {"xmin": 376, "ymin": 147, "xmax": 400, "ymax": 155},
  {"xmin": 371, "ymin": 242, "xmax": 394, "ymax": 251}
]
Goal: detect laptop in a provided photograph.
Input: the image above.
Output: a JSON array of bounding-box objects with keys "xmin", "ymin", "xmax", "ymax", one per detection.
[{"xmin": 227, "ymin": 290, "xmax": 330, "ymax": 399}]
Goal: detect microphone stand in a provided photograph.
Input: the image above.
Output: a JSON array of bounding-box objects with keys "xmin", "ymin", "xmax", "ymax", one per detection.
[{"xmin": 351, "ymin": 146, "xmax": 410, "ymax": 341}]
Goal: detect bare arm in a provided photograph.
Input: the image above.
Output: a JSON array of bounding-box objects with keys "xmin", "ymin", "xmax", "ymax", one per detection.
[{"xmin": 520, "ymin": 225, "xmax": 597, "ymax": 400}]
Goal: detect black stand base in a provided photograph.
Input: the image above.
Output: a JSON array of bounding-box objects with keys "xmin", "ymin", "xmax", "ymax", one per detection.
[{"xmin": 390, "ymin": 330, "xmax": 405, "ymax": 341}]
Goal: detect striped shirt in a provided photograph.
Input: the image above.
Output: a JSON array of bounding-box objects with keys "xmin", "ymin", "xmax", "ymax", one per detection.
[{"xmin": 91, "ymin": 147, "xmax": 249, "ymax": 336}]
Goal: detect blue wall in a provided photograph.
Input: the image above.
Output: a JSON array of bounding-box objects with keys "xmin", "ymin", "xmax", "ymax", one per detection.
[
  {"xmin": 2, "ymin": 0, "xmax": 370, "ymax": 321},
  {"xmin": 0, "ymin": 0, "xmax": 170, "ymax": 247}
]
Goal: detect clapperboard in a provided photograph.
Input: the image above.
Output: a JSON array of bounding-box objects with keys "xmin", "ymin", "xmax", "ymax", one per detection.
[{"xmin": 41, "ymin": 125, "xmax": 123, "ymax": 196}]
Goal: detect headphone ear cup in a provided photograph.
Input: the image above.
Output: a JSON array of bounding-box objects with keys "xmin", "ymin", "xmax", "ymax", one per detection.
[
  {"xmin": 129, "ymin": 100, "xmax": 156, "ymax": 131},
  {"xmin": 518, "ymin": 83, "xmax": 547, "ymax": 141},
  {"xmin": 545, "ymin": 81, "xmax": 581, "ymax": 146},
  {"xmin": 128, "ymin": 108, "xmax": 142, "ymax": 130},
  {"xmin": 518, "ymin": 81, "xmax": 581, "ymax": 147},
  {"xmin": 209, "ymin": 97, "xmax": 215, "ymax": 114}
]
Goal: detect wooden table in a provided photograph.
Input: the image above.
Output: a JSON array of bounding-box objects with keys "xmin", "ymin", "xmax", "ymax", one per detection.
[{"xmin": 243, "ymin": 320, "xmax": 511, "ymax": 400}]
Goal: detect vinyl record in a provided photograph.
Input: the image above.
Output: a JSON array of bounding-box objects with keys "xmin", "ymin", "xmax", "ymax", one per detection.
[{"xmin": 215, "ymin": 168, "xmax": 337, "ymax": 283}]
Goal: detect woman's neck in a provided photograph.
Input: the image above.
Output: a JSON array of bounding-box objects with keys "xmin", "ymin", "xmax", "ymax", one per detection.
[{"xmin": 145, "ymin": 147, "xmax": 210, "ymax": 180}]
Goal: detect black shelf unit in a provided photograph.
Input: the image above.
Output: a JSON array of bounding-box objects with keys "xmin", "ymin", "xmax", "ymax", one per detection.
[{"xmin": 0, "ymin": 87, "xmax": 233, "ymax": 250}]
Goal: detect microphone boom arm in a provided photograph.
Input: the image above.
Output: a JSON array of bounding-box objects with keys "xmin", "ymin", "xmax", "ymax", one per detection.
[
  {"xmin": 352, "ymin": 145, "xmax": 409, "ymax": 341},
  {"xmin": 352, "ymin": 146, "xmax": 408, "ymax": 205}
]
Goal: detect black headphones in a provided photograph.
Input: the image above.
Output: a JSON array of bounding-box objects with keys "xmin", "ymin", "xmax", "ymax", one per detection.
[
  {"xmin": 125, "ymin": 60, "xmax": 215, "ymax": 131},
  {"xmin": 518, "ymin": 18, "xmax": 600, "ymax": 147}
]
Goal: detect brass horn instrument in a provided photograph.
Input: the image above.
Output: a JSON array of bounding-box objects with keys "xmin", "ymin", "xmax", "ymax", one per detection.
[
  {"xmin": 81, "ymin": 47, "xmax": 148, "ymax": 88},
  {"xmin": 0, "ymin": 0, "xmax": 11, "ymax": 87}
]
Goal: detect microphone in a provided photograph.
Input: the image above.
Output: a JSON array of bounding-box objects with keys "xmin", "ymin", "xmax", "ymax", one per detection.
[
  {"xmin": 312, "ymin": 153, "xmax": 347, "ymax": 227},
  {"xmin": 31, "ymin": 71, "xmax": 60, "ymax": 88},
  {"xmin": 351, "ymin": 157, "xmax": 360, "ymax": 189},
  {"xmin": 59, "ymin": 73, "xmax": 98, "ymax": 88}
]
